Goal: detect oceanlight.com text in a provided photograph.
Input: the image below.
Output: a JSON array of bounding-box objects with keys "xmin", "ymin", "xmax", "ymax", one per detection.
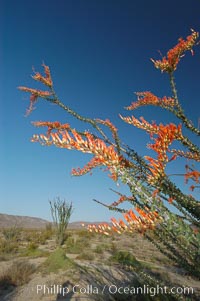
[{"xmin": 36, "ymin": 283, "xmax": 194, "ymax": 297}]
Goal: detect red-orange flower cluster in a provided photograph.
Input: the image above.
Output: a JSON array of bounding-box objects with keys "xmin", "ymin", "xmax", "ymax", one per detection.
[
  {"xmin": 184, "ymin": 170, "xmax": 200, "ymax": 184},
  {"xmin": 121, "ymin": 114, "xmax": 184, "ymax": 184},
  {"xmin": 151, "ymin": 29, "xmax": 199, "ymax": 73},
  {"xmin": 32, "ymin": 64, "xmax": 53, "ymax": 87},
  {"xmin": 120, "ymin": 115, "xmax": 159, "ymax": 134},
  {"xmin": 32, "ymin": 121, "xmax": 70, "ymax": 136},
  {"xmin": 18, "ymin": 87, "xmax": 52, "ymax": 115},
  {"xmin": 110, "ymin": 195, "xmax": 135, "ymax": 207},
  {"xmin": 126, "ymin": 92, "xmax": 175, "ymax": 110},
  {"xmin": 168, "ymin": 197, "xmax": 174, "ymax": 204},
  {"xmin": 86, "ymin": 207, "xmax": 161, "ymax": 235},
  {"xmin": 18, "ymin": 64, "xmax": 53, "ymax": 115},
  {"xmin": 71, "ymin": 157, "xmax": 106, "ymax": 177},
  {"xmin": 145, "ymin": 123, "xmax": 183, "ymax": 184},
  {"xmin": 170, "ymin": 149, "xmax": 200, "ymax": 162},
  {"xmin": 144, "ymin": 156, "xmax": 165, "ymax": 184},
  {"xmin": 95, "ymin": 118, "xmax": 118, "ymax": 134},
  {"xmin": 147, "ymin": 123, "xmax": 183, "ymax": 162},
  {"xmin": 120, "ymin": 112, "xmax": 183, "ymax": 184},
  {"xmin": 31, "ymin": 124, "xmax": 127, "ymax": 179}
]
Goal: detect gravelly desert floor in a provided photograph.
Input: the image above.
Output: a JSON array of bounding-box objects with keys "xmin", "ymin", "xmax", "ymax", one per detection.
[{"xmin": 0, "ymin": 230, "xmax": 199, "ymax": 301}]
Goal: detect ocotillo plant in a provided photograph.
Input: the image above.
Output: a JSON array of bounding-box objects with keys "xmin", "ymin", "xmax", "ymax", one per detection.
[
  {"xmin": 19, "ymin": 29, "xmax": 200, "ymax": 279},
  {"xmin": 49, "ymin": 197, "xmax": 73, "ymax": 246}
]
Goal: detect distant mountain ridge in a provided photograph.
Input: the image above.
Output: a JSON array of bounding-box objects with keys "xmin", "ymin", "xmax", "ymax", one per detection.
[
  {"xmin": 0, "ymin": 213, "xmax": 107, "ymax": 229},
  {"xmin": 0, "ymin": 213, "xmax": 49, "ymax": 229}
]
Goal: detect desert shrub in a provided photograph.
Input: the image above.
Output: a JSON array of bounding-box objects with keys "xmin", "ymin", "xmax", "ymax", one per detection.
[
  {"xmin": 76, "ymin": 252, "xmax": 95, "ymax": 261},
  {"xmin": 24, "ymin": 229, "xmax": 50, "ymax": 245},
  {"xmin": 42, "ymin": 223, "xmax": 54, "ymax": 240},
  {"xmin": 27, "ymin": 241, "xmax": 38, "ymax": 251},
  {"xmin": 94, "ymin": 242, "xmax": 113, "ymax": 253},
  {"xmin": 77, "ymin": 229, "xmax": 96, "ymax": 238},
  {"xmin": 65, "ymin": 236, "xmax": 90, "ymax": 254},
  {"xmin": 110, "ymin": 250, "xmax": 140, "ymax": 268},
  {"xmin": 21, "ymin": 229, "xmax": 34, "ymax": 241},
  {"xmin": 37, "ymin": 233, "xmax": 50, "ymax": 244},
  {"xmin": 22, "ymin": 248, "xmax": 49, "ymax": 258},
  {"xmin": 94, "ymin": 245, "xmax": 104, "ymax": 254},
  {"xmin": 65, "ymin": 238, "xmax": 82, "ymax": 254},
  {"xmin": 2, "ymin": 225, "xmax": 21, "ymax": 242},
  {"xmin": 42, "ymin": 248, "xmax": 75, "ymax": 273},
  {"xmin": 45, "ymin": 222, "xmax": 53, "ymax": 233},
  {"xmin": 19, "ymin": 241, "xmax": 49, "ymax": 258},
  {"xmin": 0, "ymin": 260, "xmax": 35, "ymax": 287},
  {"xmin": 103, "ymin": 243, "xmax": 114, "ymax": 251},
  {"xmin": 110, "ymin": 242, "xmax": 117, "ymax": 254},
  {"xmin": 23, "ymin": 229, "xmax": 39, "ymax": 241},
  {"xmin": 0, "ymin": 239, "xmax": 19, "ymax": 254}
]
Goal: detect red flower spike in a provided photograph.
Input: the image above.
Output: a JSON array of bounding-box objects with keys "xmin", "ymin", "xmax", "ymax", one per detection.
[
  {"xmin": 86, "ymin": 207, "xmax": 160, "ymax": 236},
  {"xmin": 189, "ymin": 185, "xmax": 195, "ymax": 191},
  {"xmin": 151, "ymin": 29, "xmax": 199, "ymax": 73},
  {"xmin": 171, "ymin": 150, "xmax": 200, "ymax": 162},
  {"xmin": 18, "ymin": 87, "xmax": 52, "ymax": 116},
  {"xmin": 31, "ymin": 125, "xmax": 133, "ymax": 180},
  {"xmin": 168, "ymin": 197, "xmax": 174, "ymax": 204},
  {"xmin": 95, "ymin": 118, "xmax": 118, "ymax": 134},
  {"xmin": 184, "ymin": 170, "xmax": 200, "ymax": 184},
  {"xmin": 110, "ymin": 195, "xmax": 135, "ymax": 207},
  {"xmin": 126, "ymin": 92, "xmax": 175, "ymax": 111},
  {"xmin": 152, "ymin": 189, "xmax": 159, "ymax": 198},
  {"xmin": 32, "ymin": 64, "xmax": 53, "ymax": 87}
]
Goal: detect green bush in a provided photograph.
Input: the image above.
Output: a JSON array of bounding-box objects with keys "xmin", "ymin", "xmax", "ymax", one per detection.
[
  {"xmin": 24, "ymin": 229, "xmax": 50, "ymax": 245},
  {"xmin": 2, "ymin": 226, "xmax": 21, "ymax": 242},
  {"xmin": 20, "ymin": 242, "xmax": 49, "ymax": 258},
  {"xmin": 111, "ymin": 251, "xmax": 141, "ymax": 268},
  {"xmin": 110, "ymin": 242, "xmax": 117, "ymax": 254},
  {"xmin": 0, "ymin": 239, "xmax": 18, "ymax": 254},
  {"xmin": 77, "ymin": 229, "xmax": 96, "ymax": 238},
  {"xmin": 65, "ymin": 236, "xmax": 90, "ymax": 254},
  {"xmin": 27, "ymin": 241, "xmax": 38, "ymax": 251},
  {"xmin": 94, "ymin": 245, "xmax": 104, "ymax": 254},
  {"xmin": 42, "ymin": 248, "xmax": 75, "ymax": 273}
]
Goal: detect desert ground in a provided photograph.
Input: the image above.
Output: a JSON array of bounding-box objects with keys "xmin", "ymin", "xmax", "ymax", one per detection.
[{"xmin": 0, "ymin": 225, "xmax": 199, "ymax": 301}]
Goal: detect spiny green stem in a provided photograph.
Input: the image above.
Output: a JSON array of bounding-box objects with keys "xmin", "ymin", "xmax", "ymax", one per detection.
[
  {"xmin": 169, "ymin": 73, "xmax": 200, "ymax": 135},
  {"xmin": 180, "ymin": 134, "xmax": 200, "ymax": 155},
  {"xmin": 45, "ymin": 89, "xmax": 124, "ymax": 155},
  {"xmin": 93, "ymin": 199, "xmax": 127, "ymax": 213},
  {"xmin": 162, "ymin": 179, "xmax": 200, "ymax": 220}
]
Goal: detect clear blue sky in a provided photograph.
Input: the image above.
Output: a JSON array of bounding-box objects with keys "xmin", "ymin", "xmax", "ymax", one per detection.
[{"xmin": 1, "ymin": 0, "xmax": 200, "ymax": 222}]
